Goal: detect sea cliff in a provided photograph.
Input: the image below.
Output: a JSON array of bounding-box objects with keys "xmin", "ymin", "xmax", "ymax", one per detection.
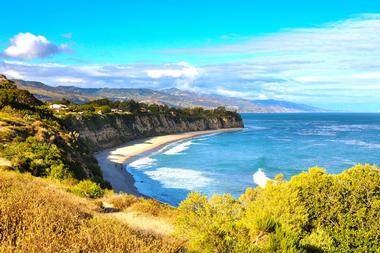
[{"xmin": 63, "ymin": 113, "xmax": 244, "ymax": 151}]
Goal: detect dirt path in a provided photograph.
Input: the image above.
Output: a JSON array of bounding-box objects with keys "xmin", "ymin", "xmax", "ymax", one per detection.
[
  {"xmin": 101, "ymin": 202, "xmax": 174, "ymax": 237},
  {"xmin": 0, "ymin": 157, "xmax": 11, "ymax": 167}
]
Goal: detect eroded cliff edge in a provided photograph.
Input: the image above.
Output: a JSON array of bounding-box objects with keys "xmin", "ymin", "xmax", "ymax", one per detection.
[{"xmin": 63, "ymin": 113, "xmax": 244, "ymax": 151}]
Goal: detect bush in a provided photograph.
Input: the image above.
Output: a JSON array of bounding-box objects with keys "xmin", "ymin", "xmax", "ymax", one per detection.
[
  {"xmin": 131, "ymin": 198, "xmax": 174, "ymax": 218},
  {"xmin": 70, "ymin": 180, "xmax": 105, "ymax": 199},
  {"xmin": 176, "ymin": 193, "xmax": 253, "ymax": 252},
  {"xmin": 108, "ymin": 194, "xmax": 140, "ymax": 210},
  {"xmin": 176, "ymin": 165, "xmax": 380, "ymax": 252},
  {"xmin": 3, "ymin": 136, "xmax": 73, "ymax": 179}
]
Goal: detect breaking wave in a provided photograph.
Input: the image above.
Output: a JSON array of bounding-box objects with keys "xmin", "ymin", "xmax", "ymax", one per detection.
[
  {"xmin": 163, "ymin": 141, "xmax": 193, "ymax": 155},
  {"xmin": 145, "ymin": 167, "xmax": 213, "ymax": 190},
  {"xmin": 127, "ymin": 157, "xmax": 156, "ymax": 169},
  {"xmin": 253, "ymin": 168, "xmax": 271, "ymax": 188}
]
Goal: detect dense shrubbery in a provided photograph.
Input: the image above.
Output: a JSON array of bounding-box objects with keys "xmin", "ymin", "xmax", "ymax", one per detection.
[
  {"xmin": 62, "ymin": 97, "xmax": 241, "ymax": 121},
  {"xmin": 0, "ymin": 77, "xmax": 42, "ymax": 110},
  {"xmin": 0, "ymin": 76, "xmax": 109, "ymax": 186},
  {"xmin": 69, "ymin": 180, "xmax": 105, "ymax": 198},
  {"xmin": 2, "ymin": 136, "xmax": 72, "ymax": 179},
  {"xmin": 176, "ymin": 164, "xmax": 380, "ymax": 252}
]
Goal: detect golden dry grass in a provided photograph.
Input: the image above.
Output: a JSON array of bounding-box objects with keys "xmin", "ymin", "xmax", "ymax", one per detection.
[
  {"xmin": 106, "ymin": 194, "xmax": 178, "ymax": 219},
  {"xmin": 104, "ymin": 194, "xmax": 179, "ymax": 238},
  {"xmin": 0, "ymin": 171, "xmax": 184, "ymax": 252}
]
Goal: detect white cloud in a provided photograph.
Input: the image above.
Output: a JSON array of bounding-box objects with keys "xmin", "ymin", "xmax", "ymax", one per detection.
[
  {"xmin": 54, "ymin": 77, "xmax": 85, "ymax": 84},
  {"xmin": 145, "ymin": 62, "xmax": 198, "ymax": 79},
  {"xmin": 3, "ymin": 32, "xmax": 71, "ymax": 60},
  {"xmin": 2, "ymin": 70, "xmax": 23, "ymax": 79},
  {"xmin": 216, "ymin": 88, "xmax": 246, "ymax": 98},
  {"xmin": 352, "ymin": 72, "xmax": 380, "ymax": 80}
]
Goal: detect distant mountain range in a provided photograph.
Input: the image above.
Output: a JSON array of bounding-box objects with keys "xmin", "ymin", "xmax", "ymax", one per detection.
[{"xmin": 13, "ymin": 79, "xmax": 324, "ymax": 113}]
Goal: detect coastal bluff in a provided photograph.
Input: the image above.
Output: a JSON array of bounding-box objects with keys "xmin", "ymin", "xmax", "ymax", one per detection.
[{"xmin": 63, "ymin": 113, "xmax": 244, "ymax": 151}]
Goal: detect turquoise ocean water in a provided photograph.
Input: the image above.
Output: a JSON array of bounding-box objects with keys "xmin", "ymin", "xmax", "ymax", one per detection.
[{"xmin": 126, "ymin": 113, "xmax": 380, "ymax": 206}]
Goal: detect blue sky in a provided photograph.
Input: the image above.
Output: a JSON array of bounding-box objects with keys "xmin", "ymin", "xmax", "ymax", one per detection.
[{"xmin": 1, "ymin": 1, "xmax": 380, "ymax": 111}]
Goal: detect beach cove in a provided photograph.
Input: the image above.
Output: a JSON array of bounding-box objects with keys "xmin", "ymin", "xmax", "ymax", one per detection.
[{"xmin": 95, "ymin": 128, "xmax": 242, "ymax": 197}]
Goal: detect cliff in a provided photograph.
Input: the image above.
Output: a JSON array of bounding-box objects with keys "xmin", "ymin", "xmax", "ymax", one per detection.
[{"xmin": 63, "ymin": 113, "xmax": 244, "ymax": 151}]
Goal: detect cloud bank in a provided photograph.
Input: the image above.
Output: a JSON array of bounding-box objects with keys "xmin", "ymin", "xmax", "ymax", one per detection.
[
  {"xmin": 1, "ymin": 14, "xmax": 380, "ymax": 111},
  {"xmin": 3, "ymin": 33, "xmax": 71, "ymax": 60}
]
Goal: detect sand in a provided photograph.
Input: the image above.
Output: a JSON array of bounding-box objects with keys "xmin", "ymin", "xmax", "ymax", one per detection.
[{"xmin": 95, "ymin": 128, "xmax": 241, "ymax": 195}]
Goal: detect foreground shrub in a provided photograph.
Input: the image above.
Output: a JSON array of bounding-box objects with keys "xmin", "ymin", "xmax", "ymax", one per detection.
[
  {"xmin": 108, "ymin": 194, "xmax": 140, "ymax": 210},
  {"xmin": 131, "ymin": 198, "xmax": 176, "ymax": 218},
  {"xmin": 70, "ymin": 180, "xmax": 105, "ymax": 198},
  {"xmin": 176, "ymin": 164, "xmax": 380, "ymax": 252},
  {"xmin": 176, "ymin": 193, "xmax": 254, "ymax": 252}
]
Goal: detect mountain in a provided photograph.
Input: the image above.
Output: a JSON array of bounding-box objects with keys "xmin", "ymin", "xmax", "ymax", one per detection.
[
  {"xmin": 252, "ymin": 99, "xmax": 322, "ymax": 112},
  {"xmin": 13, "ymin": 79, "xmax": 324, "ymax": 112}
]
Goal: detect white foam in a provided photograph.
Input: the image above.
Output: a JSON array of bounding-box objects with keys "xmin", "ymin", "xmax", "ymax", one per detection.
[
  {"xmin": 128, "ymin": 157, "xmax": 156, "ymax": 169},
  {"xmin": 253, "ymin": 168, "xmax": 271, "ymax": 188},
  {"xmin": 338, "ymin": 140, "xmax": 380, "ymax": 149},
  {"xmin": 298, "ymin": 124, "xmax": 380, "ymax": 137},
  {"xmin": 163, "ymin": 141, "xmax": 193, "ymax": 155},
  {"xmin": 145, "ymin": 167, "xmax": 213, "ymax": 190}
]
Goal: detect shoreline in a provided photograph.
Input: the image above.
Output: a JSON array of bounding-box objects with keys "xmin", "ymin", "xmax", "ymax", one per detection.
[{"xmin": 95, "ymin": 128, "xmax": 242, "ymax": 196}]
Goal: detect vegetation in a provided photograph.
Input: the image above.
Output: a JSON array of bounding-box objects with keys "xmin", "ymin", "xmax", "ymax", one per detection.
[
  {"xmin": 0, "ymin": 77, "xmax": 108, "ymax": 186},
  {"xmin": 69, "ymin": 180, "xmax": 105, "ymax": 198},
  {"xmin": 108, "ymin": 194, "xmax": 177, "ymax": 219},
  {"xmin": 176, "ymin": 164, "xmax": 380, "ymax": 252},
  {"xmin": 0, "ymin": 169, "xmax": 183, "ymax": 252},
  {"xmin": 56, "ymin": 97, "xmax": 241, "ymax": 121},
  {"xmin": 2, "ymin": 75, "xmax": 379, "ymax": 252}
]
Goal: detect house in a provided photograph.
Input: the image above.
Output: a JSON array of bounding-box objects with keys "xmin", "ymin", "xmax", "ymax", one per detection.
[{"xmin": 49, "ymin": 104, "xmax": 67, "ymax": 111}]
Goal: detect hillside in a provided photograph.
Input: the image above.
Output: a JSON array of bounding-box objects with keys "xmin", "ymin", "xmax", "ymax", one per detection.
[
  {"xmin": 1, "ymin": 160, "xmax": 379, "ymax": 252},
  {"xmin": 13, "ymin": 79, "xmax": 324, "ymax": 112},
  {"xmin": 0, "ymin": 169, "xmax": 183, "ymax": 252},
  {"xmin": 2, "ymin": 75, "xmax": 379, "ymax": 252},
  {"xmin": 0, "ymin": 75, "xmax": 242, "ymax": 182}
]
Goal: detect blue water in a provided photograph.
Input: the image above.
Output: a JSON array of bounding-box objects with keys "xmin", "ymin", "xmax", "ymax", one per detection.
[{"xmin": 126, "ymin": 113, "xmax": 380, "ymax": 206}]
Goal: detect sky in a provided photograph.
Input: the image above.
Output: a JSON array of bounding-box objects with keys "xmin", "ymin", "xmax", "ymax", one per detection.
[{"xmin": 1, "ymin": 1, "xmax": 380, "ymax": 111}]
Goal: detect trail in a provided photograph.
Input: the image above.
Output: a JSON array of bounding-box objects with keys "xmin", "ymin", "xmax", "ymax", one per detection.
[
  {"xmin": 0, "ymin": 158, "xmax": 11, "ymax": 167},
  {"xmin": 101, "ymin": 202, "xmax": 174, "ymax": 238}
]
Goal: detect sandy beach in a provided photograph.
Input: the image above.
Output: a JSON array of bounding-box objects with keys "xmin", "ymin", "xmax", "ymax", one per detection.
[{"xmin": 95, "ymin": 128, "xmax": 241, "ymax": 195}]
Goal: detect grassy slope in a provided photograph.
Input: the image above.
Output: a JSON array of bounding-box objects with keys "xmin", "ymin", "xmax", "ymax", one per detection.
[{"xmin": 0, "ymin": 169, "xmax": 182, "ymax": 252}]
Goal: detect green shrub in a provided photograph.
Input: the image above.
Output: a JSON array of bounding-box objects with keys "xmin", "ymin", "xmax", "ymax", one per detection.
[
  {"xmin": 176, "ymin": 165, "xmax": 380, "ymax": 252},
  {"xmin": 70, "ymin": 180, "xmax": 105, "ymax": 199},
  {"xmin": 3, "ymin": 136, "xmax": 73, "ymax": 179}
]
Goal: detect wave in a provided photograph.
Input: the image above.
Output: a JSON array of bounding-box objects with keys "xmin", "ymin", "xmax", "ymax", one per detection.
[
  {"xmin": 337, "ymin": 140, "xmax": 380, "ymax": 149},
  {"xmin": 163, "ymin": 141, "xmax": 193, "ymax": 155},
  {"xmin": 144, "ymin": 167, "xmax": 213, "ymax": 190},
  {"xmin": 253, "ymin": 168, "xmax": 271, "ymax": 188},
  {"xmin": 297, "ymin": 129, "xmax": 336, "ymax": 137},
  {"xmin": 127, "ymin": 157, "xmax": 156, "ymax": 169},
  {"xmin": 247, "ymin": 126, "xmax": 268, "ymax": 130}
]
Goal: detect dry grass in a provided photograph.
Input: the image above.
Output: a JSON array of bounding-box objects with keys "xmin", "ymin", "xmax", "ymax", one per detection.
[
  {"xmin": 107, "ymin": 193, "xmax": 140, "ymax": 210},
  {"xmin": 0, "ymin": 171, "xmax": 184, "ymax": 252},
  {"xmin": 107, "ymin": 194, "xmax": 178, "ymax": 219}
]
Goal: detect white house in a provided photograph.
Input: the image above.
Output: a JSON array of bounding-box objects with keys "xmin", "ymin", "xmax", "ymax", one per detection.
[{"xmin": 49, "ymin": 104, "xmax": 67, "ymax": 111}]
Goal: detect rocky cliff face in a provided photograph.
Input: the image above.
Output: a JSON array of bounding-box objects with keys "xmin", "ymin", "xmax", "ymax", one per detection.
[{"xmin": 63, "ymin": 113, "xmax": 244, "ymax": 151}]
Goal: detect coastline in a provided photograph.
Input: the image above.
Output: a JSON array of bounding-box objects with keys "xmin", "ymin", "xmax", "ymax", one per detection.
[{"xmin": 95, "ymin": 128, "xmax": 242, "ymax": 196}]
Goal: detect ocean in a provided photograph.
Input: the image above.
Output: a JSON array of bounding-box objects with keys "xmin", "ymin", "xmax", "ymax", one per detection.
[{"xmin": 126, "ymin": 113, "xmax": 380, "ymax": 206}]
